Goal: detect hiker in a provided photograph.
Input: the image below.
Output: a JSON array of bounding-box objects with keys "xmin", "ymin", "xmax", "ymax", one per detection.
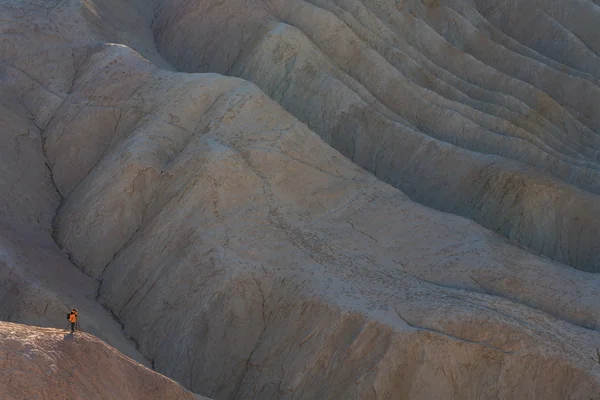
[{"xmin": 67, "ymin": 308, "xmax": 78, "ymax": 333}]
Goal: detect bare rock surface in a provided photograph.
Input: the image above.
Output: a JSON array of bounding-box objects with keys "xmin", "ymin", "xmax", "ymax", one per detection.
[
  {"xmin": 0, "ymin": 222, "xmax": 150, "ymax": 367},
  {"xmin": 1, "ymin": 1, "xmax": 600, "ymax": 400},
  {"xmin": 0, "ymin": 321, "xmax": 204, "ymax": 400},
  {"xmin": 153, "ymin": 0, "xmax": 600, "ymax": 272}
]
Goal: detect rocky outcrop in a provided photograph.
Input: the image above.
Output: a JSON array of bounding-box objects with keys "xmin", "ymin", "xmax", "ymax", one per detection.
[
  {"xmin": 152, "ymin": 0, "xmax": 600, "ymax": 272},
  {"xmin": 0, "ymin": 321, "xmax": 204, "ymax": 400},
  {"xmin": 1, "ymin": 1, "xmax": 600, "ymax": 399}
]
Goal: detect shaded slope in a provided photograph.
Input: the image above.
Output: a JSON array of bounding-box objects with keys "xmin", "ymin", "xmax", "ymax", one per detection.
[
  {"xmin": 0, "ymin": 0, "xmax": 154, "ymax": 367},
  {"xmin": 0, "ymin": 223, "xmax": 150, "ymax": 367},
  {"xmin": 152, "ymin": 0, "xmax": 600, "ymax": 272},
  {"xmin": 1, "ymin": 1, "xmax": 600, "ymax": 399}
]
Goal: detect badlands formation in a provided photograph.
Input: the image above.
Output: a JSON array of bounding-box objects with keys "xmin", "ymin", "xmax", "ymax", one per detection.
[
  {"xmin": 0, "ymin": 0, "xmax": 599, "ymax": 399},
  {"xmin": 0, "ymin": 322, "xmax": 203, "ymax": 400}
]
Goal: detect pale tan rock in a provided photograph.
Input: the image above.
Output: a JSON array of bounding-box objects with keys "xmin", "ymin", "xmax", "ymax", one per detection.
[
  {"xmin": 0, "ymin": 0, "xmax": 158, "ymax": 369},
  {"xmin": 1, "ymin": 1, "xmax": 600, "ymax": 399},
  {"xmin": 0, "ymin": 223, "xmax": 149, "ymax": 366},
  {"xmin": 153, "ymin": 0, "xmax": 600, "ymax": 272},
  {"xmin": 0, "ymin": 321, "xmax": 205, "ymax": 400}
]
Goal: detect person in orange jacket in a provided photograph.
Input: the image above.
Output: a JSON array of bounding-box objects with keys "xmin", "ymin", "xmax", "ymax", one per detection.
[{"xmin": 67, "ymin": 309, "xmax": 78, "ymax": 333}]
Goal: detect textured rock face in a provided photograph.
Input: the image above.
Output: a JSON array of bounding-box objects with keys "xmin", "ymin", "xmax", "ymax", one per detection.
[
  {"xmin": 153, "ymin": 0, "xmax": 600, "ymax": 273},
  {"xmin": 0, "ymin": 322, "xmax": 204, "ymax": 400},
  {"xmin": 1, "ymin": 1, "xmax": 600, "ymax": 400},
  {"xmin": 0, "ymin": 223, "xmax": 149, "ymax": 366}
]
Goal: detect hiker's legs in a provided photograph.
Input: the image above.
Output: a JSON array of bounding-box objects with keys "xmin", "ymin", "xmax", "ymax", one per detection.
[{"xmin": 71, "ymin": 322, "xmax": 75, "ymax": 333}]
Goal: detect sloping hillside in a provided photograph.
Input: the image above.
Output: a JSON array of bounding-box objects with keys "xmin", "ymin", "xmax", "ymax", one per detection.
[
  {"xmin": 1, "ymin": 1, "xmax": 599, "ymax": 399},
  {"xmin": 154, "ymin": 0, "xmax": 600, "ymax": 272},
  {"xmin": 0, "ymin": 321, "xmax": 205, "ymax": 400}
]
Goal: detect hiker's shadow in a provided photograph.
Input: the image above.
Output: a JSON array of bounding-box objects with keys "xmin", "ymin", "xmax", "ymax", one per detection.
[{"xmin": 63, "ymin": 332, "xmax": 75, "ymax": 341}]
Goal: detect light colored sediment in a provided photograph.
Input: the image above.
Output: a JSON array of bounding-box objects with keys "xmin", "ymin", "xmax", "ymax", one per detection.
[
  {"xmin": 1, "ymin": 1, "xmax": 600, "ymax": 399},
  {"xmin": 152, "ymin": 0, "xmax": 600, "ymax": 272},
  {"xmin": 0, "ymin": 321, "xmax": 204, "ymax": 400}
]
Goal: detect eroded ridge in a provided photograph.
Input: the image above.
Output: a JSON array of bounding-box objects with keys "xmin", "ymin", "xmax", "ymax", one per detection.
[
  {"xmin": 0, "ymin": 322, "xmax": 204, "ymax": 400},
  {"xmin": 1, "ymin": 1, "xmax": 600, "ymax": 399},
  {"xmin": 153, "ymin": 0, "xmax": 600, "ymax": 272}
]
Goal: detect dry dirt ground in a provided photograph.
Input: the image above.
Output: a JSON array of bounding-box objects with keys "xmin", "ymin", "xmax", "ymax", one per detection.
[
  {"xmin": 0, "ymin": 321, "xmax": 204, "ymax": 400},
  {"xmin": 1, "ymin": 0, "xmax": 600, "ymax": 399}
]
